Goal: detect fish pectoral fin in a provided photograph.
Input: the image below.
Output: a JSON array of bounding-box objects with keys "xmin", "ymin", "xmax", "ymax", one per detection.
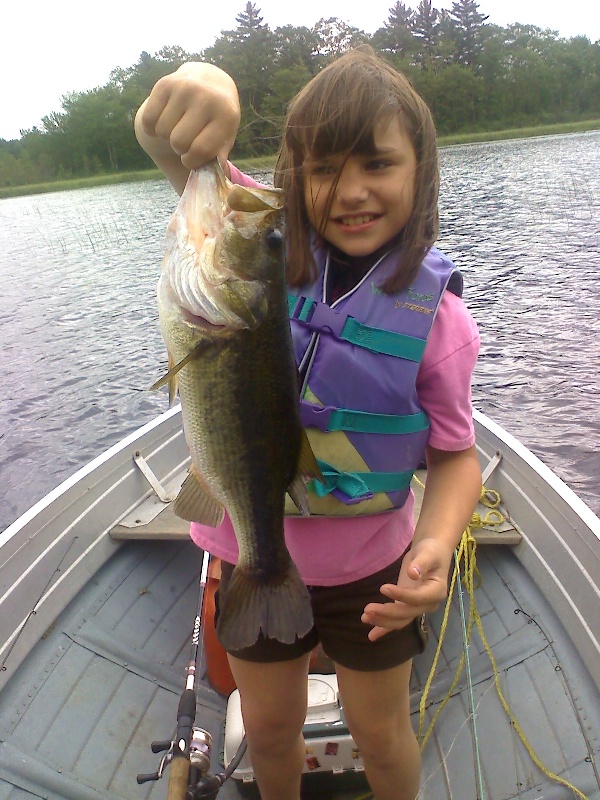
[
  {"xmin": 173, "ymin": 467, "xmax": 225, "ymax": 526},
  {"xmin": 150, "ymin": 341, "xmax": 208, "ymax": 394},
  {"xmin": 287, "ymin": 430, "xmax": 324, "ymax": 516},
  {"xmin": 287, "ymin": 480, "xmax": 310, "ymax": 517}
]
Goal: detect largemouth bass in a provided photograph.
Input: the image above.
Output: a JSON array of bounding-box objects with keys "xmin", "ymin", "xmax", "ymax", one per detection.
[{"xmin": 154, "ymin": 162, "xmax": 318, "ymax": 651}]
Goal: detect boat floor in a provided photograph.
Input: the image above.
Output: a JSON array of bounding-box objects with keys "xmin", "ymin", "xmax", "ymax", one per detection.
[{"xmin": 0, "ymin": 538, "xmax": 599, "ymax": 800}]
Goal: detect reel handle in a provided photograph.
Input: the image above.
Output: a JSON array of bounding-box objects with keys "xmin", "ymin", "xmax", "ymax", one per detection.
[
  {"xmin": 152, "ymin": 739, "xmax": 172, "ymax": 753},
  {"xmin": 137, "ymin": 770, "xmax": 162, "ymax": 784}
]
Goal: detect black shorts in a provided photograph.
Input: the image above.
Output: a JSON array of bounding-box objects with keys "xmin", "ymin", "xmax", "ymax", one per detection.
[{"xmin": 215, "ymin": 554, "xmax": 428, "ymax": 672}]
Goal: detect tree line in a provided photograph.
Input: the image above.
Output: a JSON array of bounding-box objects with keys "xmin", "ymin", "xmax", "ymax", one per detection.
[{"xmin": 1, "ymin": 0, "xmax": 599, "ymax": 188}]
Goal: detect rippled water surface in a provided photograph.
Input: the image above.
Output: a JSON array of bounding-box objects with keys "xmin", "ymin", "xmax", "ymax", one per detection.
[{"xmin": 0, "ymin": 132, "xmax": 598, "ymax": 530}]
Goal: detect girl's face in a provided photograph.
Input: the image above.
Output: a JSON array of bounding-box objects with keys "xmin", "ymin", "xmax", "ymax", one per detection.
[{"xmin": 303, "ymin": 115, "xmax": 417, "ymax": 258}]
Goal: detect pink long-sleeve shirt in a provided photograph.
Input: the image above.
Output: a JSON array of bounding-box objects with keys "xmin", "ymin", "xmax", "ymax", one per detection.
[{"xmin": 189, "ymin": 164, "xmax": 480, "ymax": 586}]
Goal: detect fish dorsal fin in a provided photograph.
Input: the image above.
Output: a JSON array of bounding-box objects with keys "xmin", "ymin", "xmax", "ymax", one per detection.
[
  {"xmin": 173, "ymin": 466, "xmax": 225, "ymax": 526},
  {"xmin": 287, "ymin": 429, "xmax": 324, "ymax": 516}
]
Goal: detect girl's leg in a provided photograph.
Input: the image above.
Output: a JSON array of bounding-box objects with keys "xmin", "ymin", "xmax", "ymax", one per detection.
[
  {"xmin": 335, "ymin": 659, "xmax": 420, "ymax": 800},
  {"xmin": 227, "ymin": 652, "xmax": 311, "ymax": 800}
]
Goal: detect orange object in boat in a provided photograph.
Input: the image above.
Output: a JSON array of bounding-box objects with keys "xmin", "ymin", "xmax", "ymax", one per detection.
[{"xmin": 202, "ymin": 558, "xmax": 237, "ymax": 696}]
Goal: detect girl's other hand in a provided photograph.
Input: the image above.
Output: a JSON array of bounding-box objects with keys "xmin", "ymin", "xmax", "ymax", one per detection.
[{"xmin": 361, "ymin": 538, "xmax": 454, "ymax": 641}]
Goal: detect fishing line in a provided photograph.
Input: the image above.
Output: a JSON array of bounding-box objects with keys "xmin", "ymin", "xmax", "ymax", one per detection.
[{"xmin": 1, "ymin": 536, "xmax": 79, "ymax": 672}]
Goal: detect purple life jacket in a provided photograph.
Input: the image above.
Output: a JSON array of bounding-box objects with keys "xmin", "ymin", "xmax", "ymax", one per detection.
[{"xmin": 286, "ymin": 241, "xmax": 463, "ymax": 517}]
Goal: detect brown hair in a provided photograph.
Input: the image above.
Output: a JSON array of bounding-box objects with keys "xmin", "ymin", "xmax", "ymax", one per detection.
[{"xmin": 274, "ymin": 46, "xmax": 439, "ymax": 293}]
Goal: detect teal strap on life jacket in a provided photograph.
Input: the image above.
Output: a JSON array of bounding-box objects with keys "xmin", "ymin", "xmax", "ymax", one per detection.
[
  {"xmin": 301, "ymin": 401, "xmax": 429, "ymax": 435},
  {"xmin": 331, "ymin": 408, "xmax": 428, "ymax": 435},
  {"xmin": 310, "ymin": 458, "xmax": 414, "ymax": 501},
  {"xmin": 288, "ymin": 294, "xmax": 426, "ymax": 362},
  {"xmin": 289, "ymin": 295, "xmax": 314, "ymax": 321},
  {"xmin": 341, "ymin": 316, "xmax": 425, "ymax": 361}
]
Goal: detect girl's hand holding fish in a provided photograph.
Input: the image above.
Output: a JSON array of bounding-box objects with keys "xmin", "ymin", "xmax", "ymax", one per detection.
[{"xmin": 134, "ymin": 62, "xmax": 240, "ymax": 193}]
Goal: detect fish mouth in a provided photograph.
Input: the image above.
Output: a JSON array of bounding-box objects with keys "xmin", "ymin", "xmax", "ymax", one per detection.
[{"xmin": 181, "ymin": 307, "xmax": 228, "ymax": 332}]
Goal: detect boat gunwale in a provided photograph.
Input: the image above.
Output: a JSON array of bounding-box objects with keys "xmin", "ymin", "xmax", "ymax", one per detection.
[
  {"xmin": 0, "ymin": 405, "xmax": 190, "ymax": 690},
  {"xmin": 472, "ymin": 408, "xmax": 600, "ymax": 689}
]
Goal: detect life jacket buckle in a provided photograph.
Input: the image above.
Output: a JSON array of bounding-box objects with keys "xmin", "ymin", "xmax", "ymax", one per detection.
[
  {"xmin": 300, "ymin": 401, "xmax": 336, "ymax": 431},
  {"xmin": 306, "ymin": 302, "xmax": 347, "ymax": 338},
  {"xmin": 332, "ymin": 488, "xmax": 374, "ymax": 505}
]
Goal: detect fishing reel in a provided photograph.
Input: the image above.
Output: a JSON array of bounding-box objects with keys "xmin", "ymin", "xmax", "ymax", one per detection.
[
  {"xmin": 137, "ymin": 726, "xmax": 220, "ymax": 796},
  {"xmin": 136, "ymin": 726, "xmax": 212, "ymax": 782},
  {"xmin": 137, "ymin": 724, "xmax": 247, "ymax": 799}
]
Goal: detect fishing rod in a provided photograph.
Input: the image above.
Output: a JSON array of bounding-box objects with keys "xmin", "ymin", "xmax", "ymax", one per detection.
[{"xmin": 137, "ymin": 548, "xmax": 247, "ymax": 800}]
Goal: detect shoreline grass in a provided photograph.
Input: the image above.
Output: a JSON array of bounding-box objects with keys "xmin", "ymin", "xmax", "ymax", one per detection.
[
  {"xmin": 436, "ymin": 118, "xmax": 600, "ymax": 146},
  {"xmin": 1, "ymin": 119, "xmax": 598, "ymax": 199}
]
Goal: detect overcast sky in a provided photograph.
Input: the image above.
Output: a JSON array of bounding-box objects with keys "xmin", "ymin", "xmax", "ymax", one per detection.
[{"xmin": 3, "ymin": 0, "xmax": 599, "ymax": 141}]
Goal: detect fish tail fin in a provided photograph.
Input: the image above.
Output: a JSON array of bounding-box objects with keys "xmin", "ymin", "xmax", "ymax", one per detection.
[{"xmin": 216, "ymin": 562, "xmax": 313, "ymax": 651}]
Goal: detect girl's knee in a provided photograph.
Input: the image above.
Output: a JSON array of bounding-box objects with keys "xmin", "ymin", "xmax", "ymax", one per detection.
[
  {"xmin": 243, "ymin": 707, "xmax": 305, "ymax": 756},
  {"xmin": 351, "ymin": 715, "xmax": 416, "ymax": 764}
]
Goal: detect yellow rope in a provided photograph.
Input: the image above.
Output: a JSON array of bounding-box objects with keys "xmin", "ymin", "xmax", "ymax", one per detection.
[{"xmin": 417, "ymin": 484, "xmax": 590, "ymax": 800}]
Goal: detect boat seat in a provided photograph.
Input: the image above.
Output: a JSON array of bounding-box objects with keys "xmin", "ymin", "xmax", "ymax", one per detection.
[
  {"xmin": 411, "ymin": 470, "xmax": 522, "ymax": 546},
  {"xmin": 110, "ymin": 475, "xmax": 521, "ymax": 545},
  {"xmin": 110, "ymin": 503, "xmax": 191, "ymax": 540}
]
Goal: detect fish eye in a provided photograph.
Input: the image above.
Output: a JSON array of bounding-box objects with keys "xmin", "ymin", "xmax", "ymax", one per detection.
[{"xmin": 265, "ymin": 228, "xmax": 283, "ymax": 250}]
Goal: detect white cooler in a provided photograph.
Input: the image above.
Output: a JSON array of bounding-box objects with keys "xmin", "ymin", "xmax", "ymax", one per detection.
[{"xmin": 222, "ymin": 673, "xmax": 364, "ymax": 783}]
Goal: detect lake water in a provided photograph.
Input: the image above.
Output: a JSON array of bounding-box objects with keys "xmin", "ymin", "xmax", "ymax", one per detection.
[{"xmin": 0, "ymin": 131, "xmax": 599, "ymax": 531}]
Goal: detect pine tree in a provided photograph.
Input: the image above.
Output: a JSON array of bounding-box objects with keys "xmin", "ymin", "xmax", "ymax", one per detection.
[
  {"xmin": 389, "ymin": 1, "xmax": 413, "ymax": 25},
  {"xmin": 235, "ymin": 2, "xmax": 266, "ymax": 37},
  {"xmin": 204, "ymin": 4, "xmax": 278, "ymax": 155},
  {"xmin": 449, "ymin": 0, "xmax": 489, "ymax": 67},
  {"xmin": 410, "ymin": 0, "xmax": 441, "ymax": 70},
  {"xmin": 372, "ymin": 2, "xmax": 417, "ymax": 59}
]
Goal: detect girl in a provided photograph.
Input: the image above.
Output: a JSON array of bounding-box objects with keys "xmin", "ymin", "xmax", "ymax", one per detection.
[{"xmin": 136, "ymin": 47, "xmax": 481, "ymax": 800}]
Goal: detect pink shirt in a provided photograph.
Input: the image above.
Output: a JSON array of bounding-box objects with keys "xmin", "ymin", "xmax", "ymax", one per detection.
[{"xmin": 190, "ymin": 165, "xmax": 480, "ymax": 585}]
